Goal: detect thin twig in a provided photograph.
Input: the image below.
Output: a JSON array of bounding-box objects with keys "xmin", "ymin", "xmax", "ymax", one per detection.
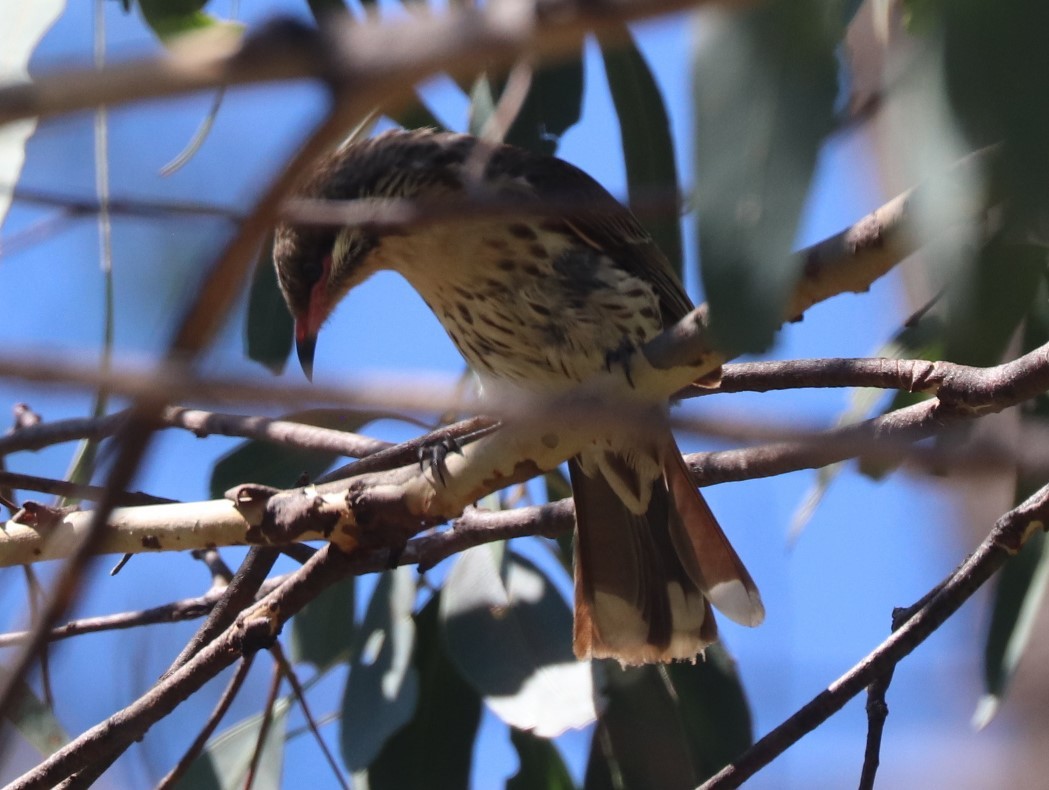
[
  {"xmin": 699, "ymin": 484, "xmax": 1049, "ymax": 789},
  {"xmin": 243, "ymin": 660, "xmax": 283, "ymax": 790},
  {"xmin": 270, "ymin": 642, "xmax": 349, "ymax": 790},
  {"xmin": 156, "ymin": 655, "xmax": 256, "ymax": 790}
]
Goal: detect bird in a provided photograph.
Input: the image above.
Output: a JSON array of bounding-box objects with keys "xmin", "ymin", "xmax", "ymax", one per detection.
[{"xmin": 272, "ymin": 128, "xmax": 764, "ymax": 664}]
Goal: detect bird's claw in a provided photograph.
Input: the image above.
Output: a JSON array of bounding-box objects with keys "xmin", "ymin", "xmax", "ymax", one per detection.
[{"xmin": 418, "ymin": 435, "xmax": 464, "ymax": 487}]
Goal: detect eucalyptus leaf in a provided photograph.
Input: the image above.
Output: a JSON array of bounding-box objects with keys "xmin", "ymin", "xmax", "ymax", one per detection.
[
  {"xmin": 208, "ymin": 409, "xmax": 380, "ymax": 498},
  {"xmin": 176, "ymin": 696, "xmax": 290, "ymax": 790},
  {"xmin": 0, "ymin": 1, "xmax": 65, "ymax": 231},
  {"xmin": 507, "ymin": 727, "xmax": 576, "ymax": 790},
  {"xmin": 441, "ymin": 545, "xmax": 595, "ymax": 736},
  {"xmin": 693, "ymin": 0, "xmax": 839, "ymax": 354},
  {"xmin": 290, "ymin": 576, "xmax": 355, "ymax": 671},
  {"xmin": 137, "ymin": 0, "xmax": 239, "ymax": 42},
  {"xmin": 340, "ymin": 567, "xmax": 418, "ymax": 772},
  {"xmin": 366, "ymin": 593, "xmax": 482, "ymax": 790},
  {"xmin": 600, "ymin": 29, "xmax": 683, "ymax": 276},
  {"xmin": 2, "ymin": 674, "xmax": 68, "ymax": 757},
  {"xmin": 246, "ymin": 237, "xmax": 293, "ymax": 374}
]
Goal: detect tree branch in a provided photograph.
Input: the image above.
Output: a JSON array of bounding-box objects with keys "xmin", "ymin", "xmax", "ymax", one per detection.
[{"xmin": 699, "ymin": 483, "xmax": 1049, "ymax": 789}]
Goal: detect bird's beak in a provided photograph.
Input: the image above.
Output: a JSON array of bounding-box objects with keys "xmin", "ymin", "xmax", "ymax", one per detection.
[{"xmin": 295, "ymin": 321, "xmax": 317, "ymax": 382}]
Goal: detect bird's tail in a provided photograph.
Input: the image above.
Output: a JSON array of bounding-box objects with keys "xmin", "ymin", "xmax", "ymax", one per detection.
[{"xmin": 569, "ymin": 434, "xmax": 763, "ymax": 664}]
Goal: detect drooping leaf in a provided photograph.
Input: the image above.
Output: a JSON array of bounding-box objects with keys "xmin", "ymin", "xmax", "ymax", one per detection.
[
  {"xmin": 664, "ymin": 644, "xmax": 754, "ymax": 779},
  {"xmin": 441, "ymin": 545, "xmax": 596, "ymax": 736},
  {"xmin": 2, "ymin": 673, "xmax": 68, "ymax": 757},
  {"xmin": 366, "ymin": 593, "xmax": 482, "ymax": 790},
  {"xmin": 507, "ymin": 727, "xmax": 577, "ymax": 790},
  {"xmin": 340, "ymin": 567, "xmax": 418, "ymax": 772},
  {"xmin": 472, "ymin": 52, "xmax": 585, "ymax": 155},
  {"xmin": 290, "ymin": 576, "xmax": 355, "ymax": 671},
  {"xmin": 975, "ymin": 529, "xmax": 1049, "ymax": 728},
  {"xmin": 793, "ymin": 309, "xmax": 946, "ymax": 531},
  {"xmin": 693, "ymin": 0, "xmax": 839, "ymax": 354},
  {"xmin": 585, "ymin": 662, "xmax": 697, "ymax": 790},
  {"xmin": 942, "ymin": 240, "xmax": 1046, "ymax": 367},
  {"xmin": 0, "ymin": 1, "xmax": 65, "ymax": 231},
  {"xmin": 585, "ymin": 645, "xmax": 753, "ymax": 790},
  {"xmin": 599, "ymin": 29, "xmax": 683, "ymax": 276},
  {"xmin": 976, "ymin": 283, "xmax": 1049, "ymax": 726},
  {"xmin": 208, "ymin": 409, "xmax": 381, "ymax": 498},
  {"xmin": 246, "ymin": 237, "xmax": 293, "ymax": 374},
  {"xmin": 176, "ymin": 696, "xmax": 290, "ymax": 790},
  {"xmin": 137, "ymin": 0, "xmax": 240, "ymax": 42}
]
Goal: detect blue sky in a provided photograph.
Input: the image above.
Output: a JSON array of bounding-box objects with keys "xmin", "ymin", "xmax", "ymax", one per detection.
[{"xmin": 0, "ymin": 2, "xmax": 1019, "ymax": 787}]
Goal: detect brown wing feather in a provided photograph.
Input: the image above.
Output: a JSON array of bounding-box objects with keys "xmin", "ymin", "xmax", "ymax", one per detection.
[{"xmin": 663, "ymin": 436, "xmax": 765, "ymax": 627}]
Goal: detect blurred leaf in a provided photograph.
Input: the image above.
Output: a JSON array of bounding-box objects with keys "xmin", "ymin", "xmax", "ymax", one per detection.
[
  {"xmin": 943, "ymin": 0, "xmax": 1049, "ymax": 225},
  {"xmin": 246, "ymin": 237, "xmax": 293, "ymax": 374},
  {"xmin": 208, "ymin": 409, "xmax": 380, "ymax": 498},
  {"xmin": 2, "ymin": 673, "xmax": 68, "ymax": 756},
  {"xmin": 306, "ymin": 0, "xmax": 349, "ymax": 21},
  {"xmin": 599, "ymin": 29, "xmax": 683, "ymax": 277},
  {"xmin": 975, "ymin": 529, "xmax": 1049, "ymax": 728},
  {"xmin": 138, "ymin": 0, "xmax": 240, "ymax": 41},
  {"xmin": 340, "ymin": 567, "xmax": 418, "ymax": 772},
  {"xmin": 507, "ymin": 727, "xmax": 576, "ymax": 790},
  {"xmin": 473, "ymin": 52, "xmax": 584, "ymax": 155},
  {"xmin": 441, "ymin": 545, "xmax": 596, "ymax": 736},
  {"xmin": 943, "ymin": 240, "xmax": 1046, "ymax": 367},
  {"xmin": 0, "ymin": 2, "xmax": 65, "ymax": 231},
  {"xmin": 586, "ymin": 647, "xmax": 753, "ymax": 790},
  {"xmin": 693, "ymin": 0, "xmax": 839, "ymax": 354},
  {"xmin": 664, "ymin": 644, "xmax": 753, "ymax": 779},
  {"xmin": 794, "ymin": 310, "xmax": 945, "ymax": 532},
  {"xmin": 976, "ymin": 285, "xmax": 1049, "ymax": 726},
  {"xmin": 176, "ymin": 697, "xmax": 290, "ymax": 790},
  {"xmin": 394, "ymin": 93, "xmax": 446, "ymax": 132},
  {"xmin": 366, "ymin": 593, "xmax": 482, "ymax": 790},
  {"xmin": 290, "ymin": 576, "xmax": 355, "ymax": 671}
]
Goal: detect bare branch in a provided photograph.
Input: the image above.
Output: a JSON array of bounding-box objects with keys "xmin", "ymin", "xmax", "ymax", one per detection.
[{"xmin": 699, "ymin": 483, "xmax": 1049, "ymax": 789}]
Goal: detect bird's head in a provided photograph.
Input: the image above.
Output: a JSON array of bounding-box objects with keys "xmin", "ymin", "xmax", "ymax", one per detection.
[{"xmin": 272, "ymin": 219, "xmax": 377, "ymax": 380}]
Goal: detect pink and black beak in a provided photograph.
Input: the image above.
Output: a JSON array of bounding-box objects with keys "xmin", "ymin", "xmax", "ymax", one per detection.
[
  {"xmin": 295, "ymin": 321, "xmax": 318, "ymax": 382},
  {"xmin": 295, "ymin": 254, "xmax": 333, "ymax": 382}
]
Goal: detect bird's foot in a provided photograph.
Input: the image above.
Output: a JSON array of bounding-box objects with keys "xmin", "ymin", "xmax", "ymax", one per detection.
[
  {"xmin": 604, "ymin": 339, "xmax": 636, "ymax": 388},
  {"xmin": 418, "ymin": 435, "xmax": 464, "ymax": 487}
]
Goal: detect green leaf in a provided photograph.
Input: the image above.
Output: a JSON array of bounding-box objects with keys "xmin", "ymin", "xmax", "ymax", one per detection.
[
  {"xmin": 975, "ymin": 529, "xmax": 1049, "ymax": 728},
  {"xmin": 208, "ymin": 409, "xmax": 378, "ymax": 498},
  {"xmin": 943, "ymin": 240, "xmax": 1046, "ymax": 367},
  {"xmin": 507, "ymin": 727, "xmax": 576, "ymax": 790},
  {"xmin": 176, "ymin": 696, "xmax": 290, "ymax": 790},
  {"xmin": 0, "ymin": 1, "xmax": 64, "ymax": 231},
  {"xmin": 599, "ymin": 29, "xmax": 684, "ymax": 277},
  {"xmin": 366, "ymin": 593, "xmax": 482, "ymax": 790},
  {"xmin": 472, "ymin": 53, "xmax": 585, "ymax": 155},
  {"xmin": 340, "ymin": 567, "xmax": 418, "ymax": 772},
  {"xmin": 137, "ymin": 0, "xmax": 240, "ymax": 42},
  {"xmin": 543, "ymin": 468, "xmax": 575, "ymax": 569},
  {"xmin": 306, "ymin": 0, "xmax": 349, "ymax": 21},
  {"xmin": 586, "ymin": 648, "xmax": 753, "ymax": 790},
  {"xmin": 440, "ymin": 545, "xmax": 595, "ymax": 736},
  {"xmin": 976, "ymin": 284, "xmax": 1049, "ymax": 726},
  {"xmin": 290, "ymin": 576, "xmax": 355, "ymax": 671},
  {"xmin": 246, "ymin": 237, "xmax": 293, "ymax": 374},
  {"xmin": 664, "ymin": 644, "xmax": 754, "ymax": 779},
  {"xmin": 394, "ymin": 93, "xmax": 446, "ymax": 132},
  {"xmin": 586, "ymin": 663, "xmax": 697, "ymax": 790},
  {"xmin": 693, "ymin": 0, "xmax": 839, "ymax": 354},
  {"xmin": 2, "ymin": 674, "xmax": 68, "ymax": 757}
]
